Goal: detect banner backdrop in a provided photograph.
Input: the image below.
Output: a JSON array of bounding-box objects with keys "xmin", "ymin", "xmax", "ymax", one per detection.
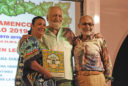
[{"xmin": 0, "ymin": 0, "xmax": 75, "ymax": 86}]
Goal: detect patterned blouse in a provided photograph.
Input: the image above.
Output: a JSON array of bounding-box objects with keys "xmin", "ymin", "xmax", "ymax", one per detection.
[
  {"xmin": 15, "ymin": 36, "xmax": 48, "ymax": 86},
  {"xmin": 73, "ymin": 34, "xmax": 112, "ymax": 79}
]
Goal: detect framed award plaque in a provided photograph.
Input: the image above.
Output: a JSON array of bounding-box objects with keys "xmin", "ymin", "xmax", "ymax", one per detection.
[{"xmin": 42, "ymin": 50, "xmax": 64, "ymax": 78}]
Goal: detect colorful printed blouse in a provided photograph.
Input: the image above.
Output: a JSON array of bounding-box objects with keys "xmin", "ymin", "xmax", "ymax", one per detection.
[
  {"xmin": 73, "ymin": 35, "xmax": 112, "ymax": 78},
  {"xmin": 15, "ymin": 36, "xmax": 47, "ymax": 86}
]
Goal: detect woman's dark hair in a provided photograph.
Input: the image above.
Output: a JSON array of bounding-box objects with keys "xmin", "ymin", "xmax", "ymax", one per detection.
[{"xmin": 28, "ymin": 16, "xmax": 45, "ymax": 34}]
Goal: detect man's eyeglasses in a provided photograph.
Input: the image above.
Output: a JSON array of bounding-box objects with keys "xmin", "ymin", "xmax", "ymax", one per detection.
[{"xmin": 81, "ymin": 22, "xmax": 94, "ymax": 26}]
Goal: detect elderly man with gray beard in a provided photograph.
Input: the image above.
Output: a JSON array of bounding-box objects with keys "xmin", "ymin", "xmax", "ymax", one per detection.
[{"xmin": 73, "ymin": 15, "xmax": 113, "ymax": 86}]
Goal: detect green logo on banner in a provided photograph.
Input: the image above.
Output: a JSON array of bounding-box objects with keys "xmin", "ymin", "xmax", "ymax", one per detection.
[{"xmin": 0, "ymin": 0, "xmax": 72, "ymax": 27}]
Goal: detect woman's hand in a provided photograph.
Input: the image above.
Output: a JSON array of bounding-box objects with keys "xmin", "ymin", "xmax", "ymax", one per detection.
[
  {"xmin": 20, "ymin": 35, "xmax": 32, "ymax": 44},
  {"xmin": 43, "ymin": 71, "xmax": 53, "ymax": 79},
  {"xmin": 30, "ymin": 61, "xmax": 53, "ymax": 79}
]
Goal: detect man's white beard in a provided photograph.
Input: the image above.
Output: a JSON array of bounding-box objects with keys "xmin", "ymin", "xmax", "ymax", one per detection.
[
  {"xmin": 83, "ymin": 28, "xmax": 94, "ymax": 36},
  {"xmin": 49, "ymin": 21, "xmax": 62, "ymax": 30},
  {"xmin": 86, "ymin": 31, "xmax": 94, "ymax": 36}
]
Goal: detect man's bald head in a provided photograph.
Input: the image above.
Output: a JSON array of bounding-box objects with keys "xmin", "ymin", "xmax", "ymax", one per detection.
[
  {"xmin": 47, "ymin": 6, "xmax": 63, "ymax": 30},
  {"xmin": 47, "ymin": 6, "xmax": 63, "ymax": 17},
  {"xmin": 79, "ymin": 15, "xmax": 94, "ymax": 24}
]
